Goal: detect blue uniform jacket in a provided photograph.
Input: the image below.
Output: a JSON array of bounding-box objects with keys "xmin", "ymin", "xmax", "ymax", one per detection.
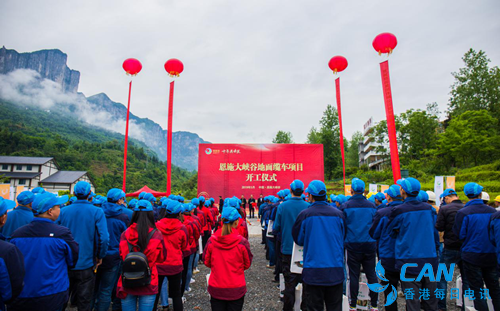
[
  {"xmin": 489, "ymin": 211, "xmax": 500, "ymax": 266},
  {"xmin": 0, "ymin": 206, "xmax": 34, "ymax": 238},
  {"xmin": 259, "ymin": 203, "xmax": 268, "ymax": 225},
  {"xmin": 0, "ymin": 238, "xmax": 25, "ymax": 310},
  {"xmin": 369, "ymin": 200, "xmax": 403, "ymax": 272},
  {"xmin": 292, "ymin": 201, "xmax": 345, "ymax": 286},
  {"xmin": 340, "ymin": 194, "xmax": 377, "ymax": 253},
  {"xmin": 57, "ymin": 200, "xmax": 109, "ymax": 270},
  {"xmin": 453, "ymin": 199, "xmax": 496, "ymax": 267},
  {"xmin": 387, "ymin": 196, "xmax": 439, "ymax": 275},
  {"xmin": 102, "ymin": 202, "xmax": 130, "ymax": 270},
  {"xmin": 273, "ymin": 197, "xmax": 309, "ymax": 255},
  {"xmin": 10, "ymin": 218, "xmax": 79, "ymax": 311}
]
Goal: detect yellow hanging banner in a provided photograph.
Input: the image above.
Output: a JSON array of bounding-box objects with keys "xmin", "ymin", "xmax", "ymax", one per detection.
[
  {"xmin": 446, "ymin": 176, "xmax": 456, "ymax": 190},
  {"xmin": 0, "ymin": 184, "xmax": 10, "ymax": 199},
  {"xmin": 380, "ymin": 185, "xmax": 390, "ymax": 193},
  {"xmin": 344, "ymin": 184, "xmax": 351, "ymax": 196},
  {"xmin": 14, "ymin": 186, "xmax": 25, "ymax": 204}
]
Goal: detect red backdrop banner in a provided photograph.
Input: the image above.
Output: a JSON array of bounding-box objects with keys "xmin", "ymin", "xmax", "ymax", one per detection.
[{"xmin": 197, "ymin": 144, "xmax": 324, "ymax": 198}]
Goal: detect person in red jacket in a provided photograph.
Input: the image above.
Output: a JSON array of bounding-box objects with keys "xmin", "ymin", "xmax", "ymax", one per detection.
[
  {"xmin": 180, "ymin": 203, "xmax": 200, "ymax": 295},
  {"xmin": 155, "ymin": 200, "xmax": 188, "ymax": 311},
  {"xmin": 117, "ymin": 200, "xmax": 166, "ymax": 311},
  {"xmin": 200, "ymin": 197, "xmax": 215, "ymax": 250},
  {"xmin": 204, "ymin": 206, "xmax": 253, "ymax": 311}
]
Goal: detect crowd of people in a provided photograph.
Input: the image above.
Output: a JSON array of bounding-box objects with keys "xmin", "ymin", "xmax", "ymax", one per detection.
[{"xmin": 1, "ymin": 177, "xmax": 500, "ymax": 311}]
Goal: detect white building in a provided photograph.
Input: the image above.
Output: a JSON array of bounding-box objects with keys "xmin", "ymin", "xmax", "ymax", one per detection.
[
  {"xmin": 0, "ymin": 156, "xmax": 95, "ymax": 194},
  {"xmin": 358, "ymin": 118, "xmax": 387, "ymax": 170}
]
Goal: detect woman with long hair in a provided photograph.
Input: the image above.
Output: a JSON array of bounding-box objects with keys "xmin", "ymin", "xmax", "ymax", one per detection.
[
  {"xmin": 117, "ymin": 200, "xmax": 166, "ymax": 311},
  {"xmin": 204, "ymin": 205, "xmax": 253, "ymax": 311},
  {"xmin": 155, "ymin": 199, "xmax": 188, "ymax": 311}
]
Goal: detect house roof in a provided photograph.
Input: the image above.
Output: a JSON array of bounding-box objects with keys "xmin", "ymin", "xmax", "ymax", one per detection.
[
  {"xmin": 0, "ymin": 156, "xmax": 55, "ymax": 165},
  {"xmin": 40, "ymin": 171, "xmax": 88, "ymax": 184},
  {"xmin": 0, "ymin": 172, "xmax": 42, "ymax": 179}
]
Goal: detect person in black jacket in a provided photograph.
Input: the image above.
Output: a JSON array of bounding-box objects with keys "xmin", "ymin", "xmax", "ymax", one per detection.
[
  {"xmin": 219, "ymin": 196, "xmax": 224, "ymax": 214},
  {"xmin": 248, "ymin": 195, "xmax": 256, "ymax": 218},
  {"xmin": 435, "ymin": 188, "xmax": 467, "ymax": 311}
]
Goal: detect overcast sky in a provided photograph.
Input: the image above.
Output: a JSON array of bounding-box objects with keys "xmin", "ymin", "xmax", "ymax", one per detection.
[{"xmin": 1, "ymin": 0, "xmax": 499, "ymax": 144}]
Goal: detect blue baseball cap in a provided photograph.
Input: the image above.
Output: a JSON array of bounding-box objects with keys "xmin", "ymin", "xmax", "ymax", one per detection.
[
  {"xmin": 160, "ymin": 197, "xmax": 167, "ymax": 203},
  {"xmin": 374, "ymin": 192, "xmax": 386, "ymax": 202},
  {"xmin": 222, "ymin": 206, "xmax": 242, "ymax": 223},
  {"xmin": 138, "ymin": 192, "xmax": 147, "ymax": 200},
  {"xmin": 17, "ymin": 191, "xmax": 35, "ymax": 206},
  {"xmin": 306, "ymin": 180, "xmax": 327, "ymax": 197},
  {"xmin": 335, "ymin": 194, "xmax": 347, "ymax": 205},
  {"xmin": 228, "ymin": 198, "xmax": 239, "ymax": 208},
  {"xmin": 290, "ymin": 179, "xmax": 305, "ymax": 191},
  {"xmin": 179, "ymin": 196, "xmax": 185, "ymax": 203},
  {"xmin": 107, "ymin": 188, "xmax": 126, "ymax": 203},
  {"xmin": 191, "ymin": 198, "xmax": 200, "ymax": 206},
  {"xmin": 351, "ymin": 178, "xmax": 365, "ymax": 193},
  {"xmin": 144, "ymin": 193, "xmax": 156, "ymax": 203},
  {"xmin": 166, "ymin": 200, "xmax": 183, "ymax": 214},
  {"xmin": 134, "ymin": 200, "xmax": 153, "ymax": 212},
  {"xmin": 199, "ymin": 196, "xmax": 206, "ymax": 203},
  {"xmin": 32, "ymin": 193, "xmax": 68, "ymax": 216},
  {"xmin": 330, "ymin": 194, "xmax": 337, "ymax": 202},
  {"xmin": 128, "ymin": 198, "xmax": 138, "ymax": 209},
  {"xmin": 204, "ymin": 200, "xmax": 211, "ymax": 207},
  {"xmin": 397, "ymin": 177, "xmax": 421, "ymax": 196},
  {"xmin": 464, "ymin": 182, "xmax": 483, "ymax": 198},
  {"xmin": 384, "ymin": 185, "xmax": 402, "ymax": 199},
  {"xmin": 440, "ymin": 188, "xmax": 458, "ymax": 198},
  {"xmin": 417, "ymin": 190, "xmax": 429, "ymax": 202},
  {"xmin": 74, "ymin": 181, "xmax": 91, "ymax": 196},
  {"xmin": 69, "ymin": 196, "xmax": 77, "ymax": 204},
  {"xmin": 283, "ymin": 189, "xmax": 291, "ymax": 196},
  {"xmin": 31, "ymin": 187, "xmax": 45, "ymax": 194},
  {"xmin": 368, "ymin": 196, "xmax": 376, "ymax": 203},
  {"xmin": 382, "ymin": 199, "xmax": 387, "ymax": 205},
  {"xmin": 0, "ymin": 198, "xmax": 16, "ymax": 216}
]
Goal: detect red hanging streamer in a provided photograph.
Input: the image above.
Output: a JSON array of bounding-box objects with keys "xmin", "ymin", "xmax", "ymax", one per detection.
[
  {"xmin": 379, "ymin": 61, "xmax": 401, "ymax": 183},
  {"xmin": 122, "ymin": 81, "xmax": 132, "ymax": 192},
  {"xmin": 166, "ymin": 81, "xmax": 175, "ymax": 195},
  {"xmin": 335, "ymin": 78, "xmax": 346, "ymax": 189}
]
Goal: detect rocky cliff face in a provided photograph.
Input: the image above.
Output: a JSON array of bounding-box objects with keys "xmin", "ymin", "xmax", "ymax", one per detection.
[{"xmin": 0, "ymin": 46, "xmax": 80, "ymax": 93}]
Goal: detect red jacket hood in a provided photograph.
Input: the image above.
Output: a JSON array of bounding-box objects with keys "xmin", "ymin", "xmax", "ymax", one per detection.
[
  {"xmin": 124, "ymin": 223, "xmax": 140, "ymax": 245},
  {"xmin": 156, "ymin": 218, "xmax": 183, "ymax": 235},
  {"xmin": 210, "ymin": 230, "xmax": 242, "ymax": 250}
]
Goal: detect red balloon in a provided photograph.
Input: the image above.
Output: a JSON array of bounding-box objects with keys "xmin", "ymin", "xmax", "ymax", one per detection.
[
  {"xmin": 372, "ymin": 33, "xmax": 398, "ymax": 55},
  {"xmin": 328, "ymin": 56, "xmax": 348, "ymax": 74},
  {"xmin": 164, "ymin": 59, "xmax": 184, "ymax": 77},
  {"xmin": 122, "ymin": 58, "xmax": 142, "ymax": 76}
]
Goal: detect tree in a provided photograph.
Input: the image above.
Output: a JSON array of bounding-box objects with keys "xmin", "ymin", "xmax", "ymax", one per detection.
[
  {"xmin": 272, "ymin": 131, "xmax": 294, "ymax": 144},
  {"xmin": 306, "ymin": 127, "xmax": 321, "ymax": 144},
  {"xmin": 346, "ymin": 131, "xmax": 363, "ymax": 167},
  {"xmin": 448, "ymin": 49, "xmax": 500, "ymax": 120},
  {"xmin": 319, "ymin": 105, "xmax": 341, "ymax": 180}
]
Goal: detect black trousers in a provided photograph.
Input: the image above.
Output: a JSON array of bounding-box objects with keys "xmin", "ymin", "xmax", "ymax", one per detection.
[
  {"xmin": 346, "ymin": 251, "xmax": 378, "ymax": 307},
  {"xmin": 155, "ymin": 273, "xmax": 183, "ymax": 311},
  {"xmin": 181, "ymin": 255, "xmax": 191, "ymax": 297},
  {"xmin": 303, "ymin": 282, "xmax": 343, "ymax": 311},
  {"xmin": 210, "ymin": 296, "xmax": 245, "ymax": 311},
  {"xmin": 262, "ymin": 227, "xmax": 267, "ymax": 245},
  {"xmin": 249, "ymin": 208, "xmax": 255, "ymax": 218},
  {"xmin": 274, "ymin": 239, "xmax": 282, "ymax": 280},
  {"xmin": 65, "ymin": 268, "xmax": 95, "ymax": 311},
  {"xmin": 381, "ymin": 269, "xmax": 400, "ymax": 311},
  {"xmin": 282, "ymin": 254, "xmax": 303, "ymax": 311},
  {"xmin": 202, "ymin": 230, "xmax": 211, "ymax": 252}
]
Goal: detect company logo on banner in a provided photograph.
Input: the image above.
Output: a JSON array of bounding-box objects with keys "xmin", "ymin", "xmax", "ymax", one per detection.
[
  {"xmin": 369, "ymin": 184, "xmax": 378, "ymax": 193},
  {"xmin": 197, "ymin": 144, "xmax": 324, "ymax": 198},
  {"xmin": 0, "ymin": 184, "xmax": 10, "ymax": 199},
  {"xmin": 435, "ymin": 176, "xmax": 444, "ymax": 200}
]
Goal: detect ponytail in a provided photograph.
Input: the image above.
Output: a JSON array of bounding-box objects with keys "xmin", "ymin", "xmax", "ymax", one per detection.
[{"xmin": 221, "ymin": 219, "xmax": 238, "ymax": 236}]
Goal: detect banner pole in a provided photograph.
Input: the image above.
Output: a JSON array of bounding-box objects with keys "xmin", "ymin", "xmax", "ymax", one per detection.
[
  {"xmin": 122, "ymin": 80, "xmax": 132, "ymax": 192},
  {"xmin": 335, "ymin": 78, "xmax": 346, "ymax": 189},
  {"xmin": 166, "ymin": 81, "xmax": 175, "ymax": 195}
]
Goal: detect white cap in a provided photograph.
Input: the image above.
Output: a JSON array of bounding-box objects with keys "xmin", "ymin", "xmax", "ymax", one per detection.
[
  {"xmin": 482, "ymin": 192, "xmax": 490, "ymax": 201},
  {"xmin": 426, "ymin": 191, "xmax": 436, "ymax": 202}
]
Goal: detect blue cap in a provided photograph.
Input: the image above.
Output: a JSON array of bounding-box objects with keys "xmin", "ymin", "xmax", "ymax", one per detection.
[
  {"xmin": 290, "ymin": 179, "xmax": 305, "ymax": 191},
  {"xmin": 374, "ymin": 192, "xmax": 386, "ymax": 202},
  {"xmin": 382, "ymin": 199, "xmax": 387, "ymax": 205},
  {"xmin": 17, "ymin": 191, "xmax": 35, "ymax": 206},
  {"xmin": 69, "ymin": 196, "xmax": 77, "ymax": 204},
  {"xmin": 464, "ymin": 183, "xmax": 483, "ymax": 198},
  {"xmin": 138, "ymin": 192, "xmax": 147, "ymax": 200},
  {"xmin": 199, "ymin": 196, "xmax": 206, "ymax": 203},
  {"xmin": 107, "ymin": 188, "xmax": 126, "ymax": 202},
  {"xmin": 368, "ymin": 196, "xmax": 376, "ymax": 203},
  {"xmin": 204, "ymin": 200, "xmax": 211, "ymax": 207},
  {"xmin": 32, "ymin": 193, "xmax": 68, "ymax": 215},
  {"xmin": 335, "ymin": 194, "xmax": 347, "ymax": 205},
  {"xmin": 417, "ymin": 190, "xmax": 429, "ymax": 202},
  {"xmin": 384, "ymin": 185, "xmax": 402, "ymax": 199},
  {"xmin": 222, "ymin": 206, "xmax": 241, "ymax": 223},
  {"xmin": 330, "ymin": 194, "xmax": 337, "ymax": 202},
  {"xmin": 440, "ymin": 188, "xmax": 458, "ymax": 198},
  {"xmin": 397, "ymin": 177, "xmax": 421, "ymax": 196},
  {"xmin": 228, "ymin": 198, "xmax": 239, "ymax": 208},
  {"xmin": 74, "ymin": 181, "xmax": 91, "ymax": 196},
  {"xmin": 351, "ymin": 178, "xmax": 365, "ymax": 193},
  {"xmin": 160, "ymin": 197, "xmax": 167, "ymax": 203},
  {"xmin": 283, "ymin": 189, "xmax": 291, "ymax": 196},
  {"xmin": 89, "ymin": 192, "xmax": 96, "ymax": 199},
  {"xmin": 305, "ymin": 180, "xmax": 327, "ymax": 196},
  {"xmin": 144, "ymin": 193, "xmax": 156, "ymax": 203},
  {"xmin": 0, "ymin": 198, "xmax": 16, "ymax": 215},
  {"xmin": 192, "ymin": 198, "xmax": 200, "ymax": 206},
  {"xmin": 31, "ymin": 187, "xmax": 45, "ymax": 194},
  {"xmin": 166, "ymin": 200, "xmax": 183, "ymax": 214},
  {"xmin": 179, "ymin": 196, "xmax": 185, "ymax": 203},
  {"xmin": 128, "ymin": 199, "xmax": 138, "ymax": 209},
  {"xmin": 134, "ymin": 200, "xmax": 153, "ymax": 212},
  {"xmin": 301, "ymin": 194, "xmax": 306, "ymax": 200}
]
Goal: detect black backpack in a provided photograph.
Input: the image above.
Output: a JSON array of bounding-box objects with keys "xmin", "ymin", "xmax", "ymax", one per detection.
[{"xmin": 122, "ymin": 229, "xmax": 156, "ymax": 288}]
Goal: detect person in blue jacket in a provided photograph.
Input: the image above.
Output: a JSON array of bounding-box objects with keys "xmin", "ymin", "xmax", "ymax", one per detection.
[
  {"xmin": 334, "ymin": 195, "xmax": 347, "ymax": 208},
  {"xmin": 387, "ymin": 177, "xmax": 439, "ymax": 311},
  {"xmin": 292, "ymin": 180, "xmax": 345, "ymax": 311},
  {"xmin": 57, "ymin": 181, "xmax": 109, "ymax": 311},
  {"xmin": 369, "ymin": 185, "xmax": 403, "ymax": 311},
  {"xmin": 489, "ymin": 210, "xmax": 500, "ymax": 268},
  {"xmin": 0, "ymin": 198, "xmax": 24, "ymax": 311},
  {"xmin": 274, "ymin": 180, "xmax": 309, "ymax": 311},
  {"xmin": 259, "ymin": 197, "xmax": 269, "ymax": 245},
  {"xmin": 93, "ymin": 188, "xmax": 130, "ymax": 311},
  {"xmin": 454, "ymin": 182, "xmax": 500, "ymax": 311},
  {"xmin": 9, "ymin": 192, "xmax": 78, "ymax": 311},
  {"xmin": 373, "ymin": 192, "xmax": 386, "ymax": 209},
  {"xmin": 340, "ymin": 178, "xmax": 378, "ymax": 311},
  {"xmin": 1, "ymin": 191, "xmax": 34, "ymax": 238}
]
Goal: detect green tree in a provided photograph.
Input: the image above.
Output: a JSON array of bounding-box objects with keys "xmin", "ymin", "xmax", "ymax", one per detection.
[
  {"xmin": 346, "ymin": 131, "xmax": 363, "ymax": 167},
  {"xmin": 317, "ymin": 105, "xmax": 341, "ymax": 180},
  {"xmin": 306, "ymin": 127, "xmax": 321, "ymax": 144},
  {"xmin": 272, "ymin": 131, "xmax": 294, "ymax": 144},
  {"xmin": 449, "ymin": 49, "xmax": 500, "ymax": 120}
]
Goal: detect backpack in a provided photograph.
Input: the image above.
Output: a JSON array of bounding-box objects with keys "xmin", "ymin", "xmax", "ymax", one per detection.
[{"xmin": 122, "ymin": 229, "xmax": 156, "ymax": 288}]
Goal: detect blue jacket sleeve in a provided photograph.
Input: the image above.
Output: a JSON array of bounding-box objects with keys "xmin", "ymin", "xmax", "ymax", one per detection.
[
  {"xmin": 386, "ymin": 208, "xmax": 401, "ymax": 239},
  {"xmin": 95, "ymin": 209, "xmax": 110, "ymax": 259},
  {"xmin": 292, "ymin": 211, "xmax": 306, "ymax": 246},
  {"xmin": 453, "ymin": 211, "xmax": 466, "ymax": 240},
  {"xmin": 0, "ymin": 243, "xmax": 25, "ymax": 303},
  {"xmin": 369, "ymin": 211, "xmax": 384, "ymax": 240},
  {"xmin": 432, "ymin": 208, "xmax": 440, "ymax": 249},
  {"xmin": 61, "ymin": 227, "xmax": 80, "ymax": 268},
  {"xmin": 489, "ymin": 217, "xmax": 497, "ymax": 247},
  {"xmin": 273, "ymin": 205, "xmax": 283, "ymax": 234}
]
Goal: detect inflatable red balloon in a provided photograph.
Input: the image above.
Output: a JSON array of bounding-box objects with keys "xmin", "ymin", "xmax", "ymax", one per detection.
[
  {"xmin": 328, "ymin": 56, "xmax": 348, "ymax": 74},
  {"xmin": 122, "ymin": 58, "xmax": 142, "ymax": 76},
  {"xmin": 373, "ymin": 33, "xmax": 398, "ymax": 55},
  {"xmin": 164, "ymin": 59, "xmax": 184, "ymax": 77}
]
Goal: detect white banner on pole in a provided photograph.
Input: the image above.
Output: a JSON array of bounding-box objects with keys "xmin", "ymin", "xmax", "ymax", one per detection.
[
  {"xmin": 434, "ymin": 176, "xmax": 444, "ymax": 201},
  {"xmin": 369, "ymin": 184, "xmax": 377, "ymax": 193}
]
